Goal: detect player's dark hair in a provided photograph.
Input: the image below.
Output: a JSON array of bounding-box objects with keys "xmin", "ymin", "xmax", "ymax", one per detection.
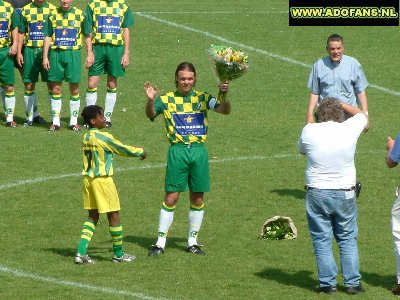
[
  {"xmin": 175, "ymin": 62, "xmax": 196, "ymax": 87},
  {"xmin": 81, "ymin": 105, "xmax": 104, "ymax": 128},
  {"xmin": 327, "ymin": 34, "xmax": 343, "ymax": 45},
  {"xmin": 317, "ymin": 97, "xmax": 345, "ymax": 123}
]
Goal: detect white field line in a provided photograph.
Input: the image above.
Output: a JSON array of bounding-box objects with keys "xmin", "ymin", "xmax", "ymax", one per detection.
[
  {"xmin": 0, "ymin": 155, "xmax": 291, "ymax": 191},
  {"xmin": 0, "ymin": 151, "xmax": 383, "ymax": 191},
  {"xmin": 0, "ymin": 265, "xmax": 171, "ymax": 300},
  {"xmin": 135, "ymin": 12, "xmax": 400, "ymax": 97}
]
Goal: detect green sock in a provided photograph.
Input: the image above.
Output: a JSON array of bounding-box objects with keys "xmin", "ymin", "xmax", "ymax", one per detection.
[
  {"xmin": 109, "ymin": 225, "xmax": 123, "ymax": 257},
  {"xmin": 77, "ymin": 221, "xmax": 96, "ymax": 255}
]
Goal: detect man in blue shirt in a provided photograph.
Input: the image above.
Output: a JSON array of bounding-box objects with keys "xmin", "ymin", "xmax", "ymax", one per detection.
[{"xmin": 306, "ymin": 34, "xmax": 369, "ymax": 123}]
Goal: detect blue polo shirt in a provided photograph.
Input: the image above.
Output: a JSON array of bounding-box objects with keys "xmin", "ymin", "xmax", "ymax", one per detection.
[
  {"xmin": 390, "ymin": 133, "xmax": 400, "ymax": 163},
  {"xmin": 307, "ymin": 54, "xmax": 368, "ymax": 106}
]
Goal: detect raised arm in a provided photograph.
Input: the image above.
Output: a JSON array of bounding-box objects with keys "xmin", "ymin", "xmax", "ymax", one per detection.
[
  {"xmin": 214, "ymin": 82, "xmax": 231, "ymax": 115},
  {"xmin": 341, "ymin": 102, "xmax": 370, "ymax": 132},
  {"xmin": 144, "ymin": 81, "xmax": 158, "ymax": 120}
]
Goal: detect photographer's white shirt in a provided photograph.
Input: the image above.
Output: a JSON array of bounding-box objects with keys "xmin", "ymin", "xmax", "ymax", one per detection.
[{"xmin": 298, "ymin": 113, "xmax": 367, "ymax": 189}]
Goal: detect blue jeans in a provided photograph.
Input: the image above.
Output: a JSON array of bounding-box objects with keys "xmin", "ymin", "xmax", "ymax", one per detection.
[{"xmin": 306, "ymin": 188, "xmax": 361, "ymax": 287}]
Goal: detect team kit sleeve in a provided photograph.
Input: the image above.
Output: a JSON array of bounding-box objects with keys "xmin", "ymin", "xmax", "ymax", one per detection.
[
  {"xmin": 97, "ymin": 132, "xmax": 145, "ymax": 158},
  {"xmin": 390, "ymin": 133, "xmax": 400, "ymax": 163},
  {"xmin": 122, "ymin": 6, "xmax": 134, "ymax": 28},
  {"xmin": 153, "ymin": 96, "xmax": 164, "ymax": 116},
  {"xmin": 207, "ymin": 94, "xmax": 219, "ymax": 110},
  {"xmin": 17, "ymin": 10, "xmax": 27, "ymax": 33},
  {"xmin": 82, "ymin": 4, "xmax": 93, "ymax": 36},
  {"xmin": 42, "ymin": 15, "xmax": 52, "ymax": 37},
  {"xmin": 11, "ymin": 9, "xmax": 20, "ymax": 29}
]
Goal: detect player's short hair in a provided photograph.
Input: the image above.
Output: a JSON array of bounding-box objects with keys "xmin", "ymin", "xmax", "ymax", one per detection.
[
  {"xmin": 81, "ymin": 105, "xmax": 104, "ymax": 127},
  {"xmin": 317, "ymin": 97, "xmax": 345, "ymax": 123},
  {"xmin": 175, "ymin": 62, "xmax": 196, "ymax": 87},
  {"xmin": 327, "ymin": 34, "xmax": 343, "ymax": 45}
]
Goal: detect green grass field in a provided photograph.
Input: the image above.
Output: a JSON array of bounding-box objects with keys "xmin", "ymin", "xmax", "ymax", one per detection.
[{"xmin": 1, "ymin": 0, "xmax": 400, "ymax": 299}]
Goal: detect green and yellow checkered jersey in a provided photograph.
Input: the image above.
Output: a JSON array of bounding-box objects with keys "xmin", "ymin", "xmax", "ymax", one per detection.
[
  {"xmin": 82, "ymin": 128, "xmax": 145, "ymax": 178},
  {"xmin": 44, "ymin": 7, "xmax": 85, "ymax": 50},
  {"xmin": 19, "ymin": 1, "xmax": 57, "ymax": 47},
  {"xmin": 154, "ymin": 90, "xmax": 219, "ymax": 145},
  {"xmin": 84, "ymin": 0, "xmax": 134, "ymax": 46},
  {"xmin": 0, "ymin": 2, "xmax": 15, "ymax": 48}
]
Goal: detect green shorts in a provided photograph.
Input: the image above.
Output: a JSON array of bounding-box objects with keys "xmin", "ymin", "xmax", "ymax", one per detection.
[
  {"xmin": 83, "ymin": 176, "xmax": 120, "ymax": 213},
  {"xmin": 88, "ymin": 44, "xmax": 125, "ymax": 78},
  {"xmin": 165, "ymin": 143, "xmax": 210, "ymax": 193},
  {"xmin": 23, "ymin": 46, "xmax": 48, "ymax": 83},
  {"xmin": 48, "ymin": 49, "xmax": 81, "ymax": 83},
  {"xmin": 0, "ymin": 47, "xmax": 15, "ymax": 85}
]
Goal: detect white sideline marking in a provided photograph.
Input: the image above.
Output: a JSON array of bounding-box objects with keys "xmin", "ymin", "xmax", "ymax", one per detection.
[
  {"xmin": 0, "ymin": 155, "xmax": 294, "ymax": 191},
  {"xmin": 135, "ymin": 12, "xmax": 400, "ymax": 97},
  {"xmin": 0, "ymin": 265, "xmax": 170, "ymax": 300},
  {"xmin": 0, "ymin": 151, "xmax": 383, "ymax": 191}
]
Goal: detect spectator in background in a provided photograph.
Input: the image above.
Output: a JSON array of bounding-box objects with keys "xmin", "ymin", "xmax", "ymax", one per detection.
[{"xmin": 306, "ymin": 34, "xmax": 369, "ymax": 123}]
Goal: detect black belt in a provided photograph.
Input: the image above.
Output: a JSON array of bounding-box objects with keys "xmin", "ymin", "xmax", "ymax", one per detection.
[{"xmin": 304, "ymin": 186, "xmax": 355, "ymax": 191}]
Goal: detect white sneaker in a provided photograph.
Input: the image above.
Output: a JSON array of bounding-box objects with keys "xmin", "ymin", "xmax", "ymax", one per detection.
[
  {"xmin": 112, "ymin": 252, "xmax": 136, "ymax": 263},
  {"xmin": 74, "ymin": 253, "xmax": 94, "ymax": 264}
]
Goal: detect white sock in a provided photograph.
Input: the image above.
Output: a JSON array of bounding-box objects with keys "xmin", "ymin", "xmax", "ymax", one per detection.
[
  {"xmin": 104, "ymin": 91, "xmax": 117, "ymax": 122},
  {"xmin": 156, "ymin": 204, "xmax": 175, "ymax": 249},
  {"xmin": 85, "ymin": 90, "xmax": 97, "ymax": 106},
  {"xmin": 69, "ymin": 98, "xmax": 80, "ymax": 126},
  {"xmin": 188, "ymin": 206, "xmax": 204, "ymax": 247},
  {"xmin": 4, "ymin": 94, "xmax": 16, "ymax": 123},
  {"xmin": 51, "ymin": 98, "xmax": 62, "ymax": 126},
  {"xmin": 24, "ymin": 92, "xmax": 35, "ymax": 121}
]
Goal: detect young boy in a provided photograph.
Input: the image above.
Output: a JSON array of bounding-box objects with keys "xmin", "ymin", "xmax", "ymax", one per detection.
[{"xmin": 75, "ymin": 105, "xmax": 146, "ymax": 264}]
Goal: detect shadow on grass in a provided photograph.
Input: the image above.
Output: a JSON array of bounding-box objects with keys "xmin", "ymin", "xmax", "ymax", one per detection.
[
  {"xmin": 46, "ymin": 246, "xmax": 113, "ymax": 262},
  {"xmin": 361, "ymin": 271, "xmax": 394, "ymax": 290},
  {"xmin": 124, "ymin": 235, "xmax": 187, "ymax": 252},
  {"xmin": 270, "ymin": 188, "xmax": 305, "ymax": 200},
  {"xmin": 255, "ymin": 268, "xmax": 315, "ymax": 291},
  {"xmin": 255, "ymin": 268, "xmax": 395, "ymax": 292}
]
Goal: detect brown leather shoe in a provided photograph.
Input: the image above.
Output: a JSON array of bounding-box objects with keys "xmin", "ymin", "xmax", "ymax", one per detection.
[{"xmin": 391, "ymin": 284, "xmax": 400, "ymax": 295}]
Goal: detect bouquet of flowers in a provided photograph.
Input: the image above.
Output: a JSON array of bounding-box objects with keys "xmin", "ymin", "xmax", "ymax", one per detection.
[
  {"xmin": 259, "ymin": 216, "xmax": 297, "ymax": 240},
  {"xmin": 208, "ymin": 44, "xmax": 249, "ymax": 82}
]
